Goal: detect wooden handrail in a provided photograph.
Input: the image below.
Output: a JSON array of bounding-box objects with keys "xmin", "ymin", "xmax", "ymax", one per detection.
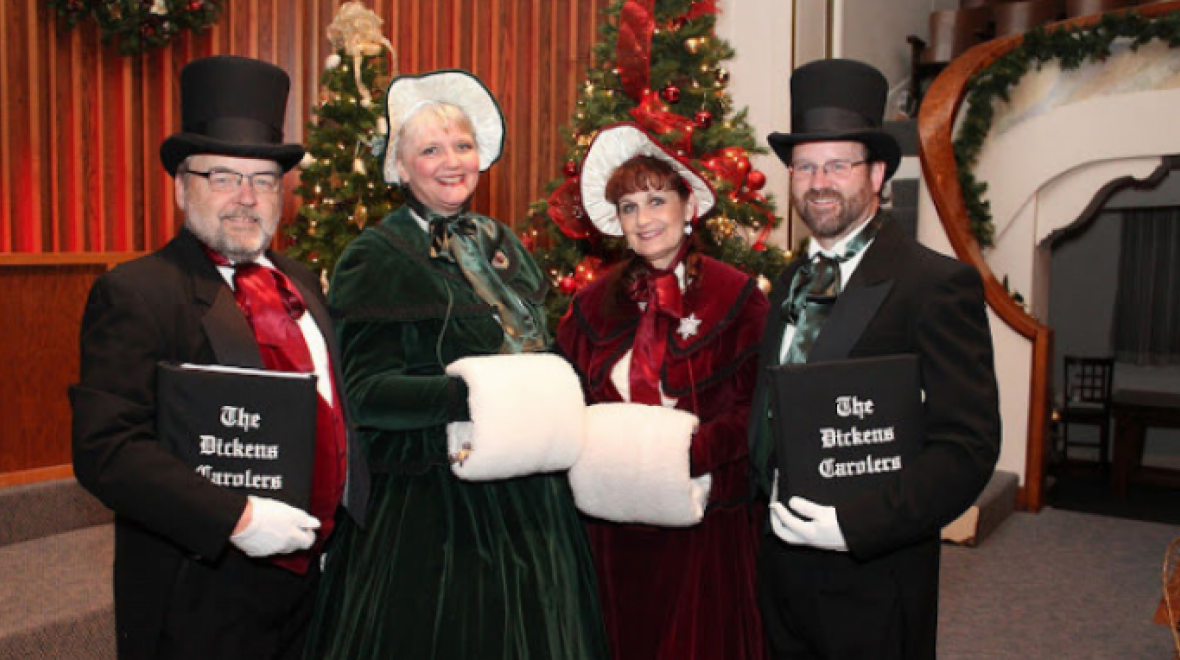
[{"xmin": 915, "ymin": 1, "xmax": 1180, "ymax": 511}]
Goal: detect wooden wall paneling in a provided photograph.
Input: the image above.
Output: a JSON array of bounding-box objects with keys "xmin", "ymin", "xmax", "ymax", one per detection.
[
  {"xmin": 84, "ymin": 28, "xmax": 105, "ymax": 252},
  {"xmin": 44, "ymin": 1, "xmax": 63, "ymax": 252},
  {"xmin": 9, "ymin": 0, "xmax": 31, "ymax": 252},
  {"xmin": 0, "ymin": 261, "xmax": 100, "ymax": 474},
  {"xmin": 530, "ymin": 0, "xmax": 546, "ymax": 213},
  {"xmin": 0, "ymin": 254, "xmax": 141, "ymax": 481},
  {"xmin": 2, "ymin": 0, "xmax": 613, "ymax": 255},
  {"xmin": 0, "ymin": 0, "xmax": 9, "ymax": 252},
  {"xmin": 66, "ymin": 33, "xmax": 86, "ymax": 252}
]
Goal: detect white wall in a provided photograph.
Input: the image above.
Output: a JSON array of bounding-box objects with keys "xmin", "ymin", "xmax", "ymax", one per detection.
[
  {"xmin": 715, "ymin": 0, "xmax": 796, "ymax": 252},
  {"xmin": 839, "ymin": 0, "xmax": 957, "ymax": 99},
  {"xmin": 717, "ymin": 0, "xmax": 958, "ymax": 253}
]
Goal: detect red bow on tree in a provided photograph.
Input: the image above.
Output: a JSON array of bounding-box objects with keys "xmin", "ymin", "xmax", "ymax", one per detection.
[{"xmin": 629, "ymin": 90, "xmax": 695, "ymax": 156}]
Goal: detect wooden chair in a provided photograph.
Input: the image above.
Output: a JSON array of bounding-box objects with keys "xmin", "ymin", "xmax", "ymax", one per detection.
[
  {"xmin": 907, "ymin": 7, "xmax": 994, "ymax": 106},
  {"xmin": 994, "ymin": 0, "xmax": 1064, "ymax": 38},
  {"xmin": 1059, "ymin": 356, "xmax": 1115, "ymax": 466},
  {"xmin": 1064, "ymin": 0, "xmax": 1137, "ymax": 17}
]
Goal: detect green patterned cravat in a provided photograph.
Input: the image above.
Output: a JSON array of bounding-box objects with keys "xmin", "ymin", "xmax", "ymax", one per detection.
[
  {"xmin": 781, "ymin": 213, "xmax": 883, "ymax": 364},
  {"xmin": 407, "ymin": 194, "xmax": 547, "ymax": 354}
]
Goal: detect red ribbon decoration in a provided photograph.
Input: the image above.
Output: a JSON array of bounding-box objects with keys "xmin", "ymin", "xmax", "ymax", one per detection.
[
  {"xmin": 699, "ymin": 146, "xmax": 779, "ymax": 251},
  {"xmin": 625, "ymin": 239, "xmax": 690, "ymax": 405},
  {"xmin": 629, "ymin": 90, "xmax": 695, "ymax": 156},
  {"xmin": 616, "ymin": 0, "xmax": 657, "ymax": 101},
  {"xmin": 686, "ymin": 0, "xmax": 721, "ymax": 20},
  {"xmin": 546, "ymin": 177, "xmax": 594, "ymax": 240},
  {"xmin": 700, "ymin": 145, "xmax": 751, "ymax": 189}
]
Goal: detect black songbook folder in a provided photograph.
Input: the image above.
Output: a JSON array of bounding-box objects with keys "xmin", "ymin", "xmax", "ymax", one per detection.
[
  {"xmin": 156, "ymin": 362, "xmax": 317, "ymax": 510},
  {"xmin": 769, "ymin": 354, "xmax": 923, "ymax": 508}
]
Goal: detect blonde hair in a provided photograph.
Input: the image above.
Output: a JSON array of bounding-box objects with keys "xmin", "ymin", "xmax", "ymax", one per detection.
[{"xmin": 392, "ymin": 101, "xmax": 476, "ymax": 163}]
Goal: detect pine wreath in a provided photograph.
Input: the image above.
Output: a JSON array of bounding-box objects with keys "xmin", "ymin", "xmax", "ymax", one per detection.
[{"xmin": 48, "ymin": 0, "xmax": 224, "ymax": 56}]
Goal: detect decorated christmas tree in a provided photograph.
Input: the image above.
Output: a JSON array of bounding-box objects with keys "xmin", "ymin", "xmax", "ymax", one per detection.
[
  {"xmin": 522, "ymin": 0, "xmax": 789, "ymax": 322},
  {"xmin": 285, "ymin": 2, "xmax": 400, "ymax": 283}
]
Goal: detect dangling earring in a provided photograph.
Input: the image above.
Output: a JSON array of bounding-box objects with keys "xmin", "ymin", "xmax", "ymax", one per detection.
[{"xmin": 684, "ymin": 224, "xmax": 693, "ymax": 236}]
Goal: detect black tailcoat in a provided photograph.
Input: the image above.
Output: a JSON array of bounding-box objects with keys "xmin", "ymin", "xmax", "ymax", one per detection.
[
  {"xmin": 749, "ymin": 215, "xmax": 1000, "ymax": 658},
  {"xmin": 71, "ymin": 229, "xmax": 368, "ymax": 660}
]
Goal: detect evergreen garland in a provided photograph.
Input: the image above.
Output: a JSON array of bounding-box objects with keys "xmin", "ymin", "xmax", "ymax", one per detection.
[
  {"xmin": 954, "ymin": 10, "xmax": 1180, "ymax": 248},
  {"xmin": 47, "ymin": 0, "xmax": 224, "ymax": 56}
]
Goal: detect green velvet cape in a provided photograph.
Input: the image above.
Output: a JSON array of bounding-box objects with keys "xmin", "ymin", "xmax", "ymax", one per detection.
[{"xmin": 304, "ymin": 206, "xmax": 608, "ymax": 659}]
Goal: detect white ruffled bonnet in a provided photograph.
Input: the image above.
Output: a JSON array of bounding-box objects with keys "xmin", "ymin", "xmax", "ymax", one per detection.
[
  {"xmin": 382, "ymin": 69, "xmax": 505, "ymax": 185},
  {"xmin": 579, "ymin": 122, "xmax": 715, "ymax": 237}
]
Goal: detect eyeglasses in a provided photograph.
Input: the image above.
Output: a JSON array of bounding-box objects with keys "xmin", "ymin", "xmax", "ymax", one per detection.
[
  {"xmin": 787, "ymin": 159, "xmax": 867, "ymax": 180},
  {"xmin": 185, "ymin": 168, "xmax": 283, "ymax": 194}
]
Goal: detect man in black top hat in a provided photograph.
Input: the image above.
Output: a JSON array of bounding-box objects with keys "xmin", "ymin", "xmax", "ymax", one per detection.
[
  {"xmin": 747, "ymin": 58, "xmax": 1000, "ymax": 659},
  {"xmin": 70, "ymin": 55, "xmax": 367, "ymax": 660}
]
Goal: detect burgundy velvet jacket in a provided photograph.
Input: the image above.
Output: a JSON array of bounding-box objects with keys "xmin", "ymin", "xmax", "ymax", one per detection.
[{"xmin": 556, "ymin": 254, "xmax": 769, "ymax": 660}]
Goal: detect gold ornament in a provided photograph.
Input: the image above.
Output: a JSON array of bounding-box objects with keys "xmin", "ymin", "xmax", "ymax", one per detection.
[
  {"xmin": 757, "ymin": 275, "xmax": 772, "ymax": 295},
  {"xmin": 327, "ymin": 2, "xmax": 399, "ymax": 106},
  {"xmin": 684, "ymin": 37, "xmax": 706, "ymax": 55}
]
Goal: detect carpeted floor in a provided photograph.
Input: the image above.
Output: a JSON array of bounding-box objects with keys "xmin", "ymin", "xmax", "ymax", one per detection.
[{"xmin": 939, "ymin": 508, "xmax": 1180, "ymax": 659}]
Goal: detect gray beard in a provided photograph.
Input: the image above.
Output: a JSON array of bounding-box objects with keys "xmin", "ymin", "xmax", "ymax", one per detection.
[{"xmin": 185, "ymin": 219, "xmax": 269, "ymax": 264}]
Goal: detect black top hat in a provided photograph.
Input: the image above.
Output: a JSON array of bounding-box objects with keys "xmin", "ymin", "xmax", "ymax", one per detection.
[
  {"xmin": 159, "ymin": 56, "xmax": 305, "ymax": 176},
  {"xmin": 768, "ymin": 59, "xmax": 901, "ymax": 181}
]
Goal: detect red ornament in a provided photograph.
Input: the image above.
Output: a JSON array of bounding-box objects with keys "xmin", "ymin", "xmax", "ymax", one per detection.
[
  {"xmin": 559, "ymin": 275, "xmax": 577, "ymax": 295},
  {"xmin": 692, "ymin": 109, "xmax": 713, "ymax": 130},
  {"xmin": 519, "ymin": 232, "xmax": 536, "ymax": 251},
  {"xmin": 746, "ymin": 170, "xmax": 767, "ymax": 191},
  {"xmin": 188, "ymin": 1, "xmax": 204, "ymax": 10},
  {"xmin": 669, "ymin": 16, "xmax": 688, "ymax": 31},
  {"xmin": 661, "ymin": 84, "xmax": 681, "ymax": 104},
  {"xmin": 563, "ymin": 160, "xmax": 579, "ymax": 177}
]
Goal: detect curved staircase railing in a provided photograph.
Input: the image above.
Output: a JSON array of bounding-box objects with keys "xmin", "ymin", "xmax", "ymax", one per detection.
[{"xmin": 915, "ymin": 1, "xmax": 1180, "ymax": 511}]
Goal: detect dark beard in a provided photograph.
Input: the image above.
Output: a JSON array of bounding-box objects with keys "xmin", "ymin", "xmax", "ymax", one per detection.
[{"xmin": 796, "ymin": 186, "xmax": 875, "ymax": 242}]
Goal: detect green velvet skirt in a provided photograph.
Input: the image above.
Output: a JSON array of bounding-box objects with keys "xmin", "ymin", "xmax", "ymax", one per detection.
[{"xmin": 304, "ymin": 427, "xmax": 608, "ymax": 659}]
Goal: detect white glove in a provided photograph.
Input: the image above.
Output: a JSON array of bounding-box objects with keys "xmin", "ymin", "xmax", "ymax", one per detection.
[
  {"xmin": 230, "ymin": 496, "xmax": 320, "ymax": 558},
  {"xmin": 769, "ymin": 496, "xmax": 848, "ymax": 552}
]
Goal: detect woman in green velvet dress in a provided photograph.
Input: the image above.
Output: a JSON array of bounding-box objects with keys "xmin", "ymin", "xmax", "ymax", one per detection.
[{"xmin": 304, "ymin": 70, "xmax": 608, "ymax": 659}]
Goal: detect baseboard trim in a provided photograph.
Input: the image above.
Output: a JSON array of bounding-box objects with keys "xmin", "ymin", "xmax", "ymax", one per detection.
[{"xmin": 0, "ymin": 464, "xmax": 74, "ymax": 489}]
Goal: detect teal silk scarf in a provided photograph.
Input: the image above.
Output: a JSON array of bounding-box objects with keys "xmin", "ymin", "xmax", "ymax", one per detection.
[{"xmin": 407, "ymin": 194, "xmax": 547, "ymax": 354}]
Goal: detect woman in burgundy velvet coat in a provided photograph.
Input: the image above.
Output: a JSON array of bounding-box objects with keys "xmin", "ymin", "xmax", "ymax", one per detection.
[{"xmin": 556, "ymin": 123, "xmax": 769, "ymax": 660}]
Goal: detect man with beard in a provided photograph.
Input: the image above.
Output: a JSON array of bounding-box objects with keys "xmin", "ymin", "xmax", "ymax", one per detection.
[
  {"xmin": 70, "ymin": 55, "xmax": 367, "ymax": 660},
  {"xmin": 748, "ymin": 59, "xmax": 1000, "ymax": 660}
]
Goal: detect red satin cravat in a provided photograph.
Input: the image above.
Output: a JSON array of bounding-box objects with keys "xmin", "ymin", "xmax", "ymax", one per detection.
[
  {"xmin": 205, "ymin": 249, "xmax": 347, "ymax": 574},
  {"xmin": 626, "ymin": 245, "xmax": 689, "ymax": 405},
  {"xmin": 233, "ymin": 264, "xmax": 314, "ymax": 372}
]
